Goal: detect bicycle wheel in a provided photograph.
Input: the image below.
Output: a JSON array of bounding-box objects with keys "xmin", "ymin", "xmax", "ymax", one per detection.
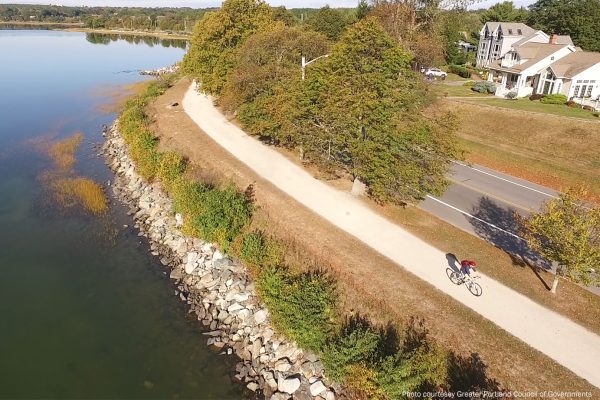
[
  {"xmin": 446, "ymin": 268, "xmax": 463, "ymax": 285},
  {"xmin": 467, "ymin": 281, "xmax": 483, "ymax": 297}
]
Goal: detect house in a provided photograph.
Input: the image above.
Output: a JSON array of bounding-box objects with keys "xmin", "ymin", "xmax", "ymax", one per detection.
[
  {"xmin": 475, "ymin": 22, "xmax": 573, "ymax": 68},
  {"xmin": 487, "ymin": 34, "xmax": 600, "ymax": 108},
  {"xmin": 476, "ymin": 22, "xmax": 535, "ymax": 68}
]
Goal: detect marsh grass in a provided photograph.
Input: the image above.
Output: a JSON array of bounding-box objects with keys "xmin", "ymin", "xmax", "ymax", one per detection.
[{"xmin": 48, "ymin": 132, "xmax": 83, "ymax": 170}]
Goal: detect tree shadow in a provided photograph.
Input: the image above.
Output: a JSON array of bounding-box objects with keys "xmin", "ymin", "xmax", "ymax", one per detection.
[
  {"xmin": 469, "ymin": 196, "xmax": 551, "ymax": 271},
  {"xmin": 339, "ymin": 313, "xmax": 400, "ymax": 359},
  {"xmin": 447, "ymin": 352, "xmax": 501, "ymax": 392}
]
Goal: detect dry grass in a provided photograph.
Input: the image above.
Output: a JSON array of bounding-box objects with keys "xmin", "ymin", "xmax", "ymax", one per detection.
[
  {"xmin": 145, "ymin": 78, "xmax": 599, "ymax": 395},
  {"xmin": 93, "ymin": 81, "xmax": 152, "ymax": 113},
  {"xmin": 47, "ymin": 132, "xmax": 83, "ymax": 170},
  {"xmin": 51, "ymin": 177, "xmax": 108, "ymax": 214},
  {"xmin": 433, "ymin": 99, "xmax": 600, "ymax": 200}
]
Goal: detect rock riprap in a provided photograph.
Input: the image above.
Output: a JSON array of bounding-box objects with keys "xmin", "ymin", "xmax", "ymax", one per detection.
[{"xmin": 101, "ymin": 124, "xmax": 337, "ymax": 400}]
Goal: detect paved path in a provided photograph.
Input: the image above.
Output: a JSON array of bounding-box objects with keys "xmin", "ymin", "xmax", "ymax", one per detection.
[{"xmin": 182, "ymin": 83, "xmax": 600, "ymax": 388}]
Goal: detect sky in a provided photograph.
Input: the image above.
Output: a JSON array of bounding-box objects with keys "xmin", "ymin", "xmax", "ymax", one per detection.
[{"xmin": 0, "ymin": 0, "xmax": 535, "ymax": 10}]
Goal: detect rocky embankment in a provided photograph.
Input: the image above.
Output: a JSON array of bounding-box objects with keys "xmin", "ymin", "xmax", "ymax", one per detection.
[{"xmin": 102, "ymin": 124, "xmax": 337, "ymax": 400}]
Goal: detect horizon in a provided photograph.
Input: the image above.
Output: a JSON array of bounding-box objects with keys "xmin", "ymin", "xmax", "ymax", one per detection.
[{"xmin": 0, "ymin": 0, "xmax": 536, "ymax": 11}]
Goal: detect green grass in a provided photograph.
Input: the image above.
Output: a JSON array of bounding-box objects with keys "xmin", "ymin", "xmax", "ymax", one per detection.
[
  {"xmin": 431, "ymin": 84, "xmax": 491, "ymax": 98},
  {"xmin": 466, "ymin": 98, "xmax": 600, "ymax": 120}
]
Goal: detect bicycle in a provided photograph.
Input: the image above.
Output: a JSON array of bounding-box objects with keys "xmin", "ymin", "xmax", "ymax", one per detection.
[{"xmin": 446, "ymin": 268, "xmax": 483, "ymax": 297}]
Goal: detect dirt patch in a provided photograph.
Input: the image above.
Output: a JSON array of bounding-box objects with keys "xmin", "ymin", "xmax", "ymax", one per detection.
[{"xmin": 146, "ymin": 78, "xmax": 598, "ymax": 395}]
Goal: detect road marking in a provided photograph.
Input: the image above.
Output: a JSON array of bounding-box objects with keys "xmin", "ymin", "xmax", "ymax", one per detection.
[
  {"xmin": 452, "ymin": 161, "xmax": 558, "ymax": 199},
  {"xmin": 425, "ymin": 195, "xmax": 526, "ymax": 241},
  {"xmin": 447, "ymin": 177, "xmax": 534, "ymax": 213}
]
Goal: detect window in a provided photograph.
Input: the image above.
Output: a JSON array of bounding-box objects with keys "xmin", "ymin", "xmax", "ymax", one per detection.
[
  {"xmin": 517, "ymin": 29, "xmax": 522, "ymax": 35},
  {"xmin": 584, "ymin": 80, "xmax": 590, "ymax": 83},
  {"xmin": 508, "ymin": 29, "xmax": 513, "ymax": 34},
  {"xmin": 573, "ymin": 85, "xmax": 580, "ymax": 97},
  {"xmin": 580, "ymin": 85, "xmax": 587, "ymax": 97},
  {"xmin": 585, "ymin": 85, "xmax": 593, "ymax": 97},
  {"xmin": 551, "ymin": 56, "xmax": 555, "ymax": 60},
  {"xmin": 576, "ymin": 80, "xmax": 582, "ymax": 83},
  {"xmin": 494, "ymin": 44, "xmax": 500, "ymax": 52}
]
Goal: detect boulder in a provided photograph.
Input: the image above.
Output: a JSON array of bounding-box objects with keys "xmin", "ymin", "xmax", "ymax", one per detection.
[
  {"xmin": 309, "ymin": 380, "xmax": 326, "ymax": 397},
  {"xmin": 253, "ymin": 309, "xmax": 268, "ymax": 325},
  {"xmin": 274, "ymin": 358, "xmax": 292, "ymax": 372},
  {"xmin": 278, "ymin": 376, "xmax": 301, "ymax": 395}
]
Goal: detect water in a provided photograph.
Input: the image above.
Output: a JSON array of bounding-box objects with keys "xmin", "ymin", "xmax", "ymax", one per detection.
[{"xmin": 0, "ymin": 30, "xmax": 245, "ymax": 399}]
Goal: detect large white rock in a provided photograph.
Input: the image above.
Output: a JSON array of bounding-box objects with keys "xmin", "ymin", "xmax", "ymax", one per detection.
[
  {"xmin": 277, "ymin": 376, "xmax": 300, "ymax": 394},
  {"xmin": 309, "ymin": 380, "xmax": 326, "ymax": 396},
  {"xmin": 253, "ymin": 309, "xmax": 268, "ymax": 325}
]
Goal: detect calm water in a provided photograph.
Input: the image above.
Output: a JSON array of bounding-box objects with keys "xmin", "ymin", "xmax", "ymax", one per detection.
[{"xmin": 0, "ymin": 30, "xmax": 244, "ymax": 399}]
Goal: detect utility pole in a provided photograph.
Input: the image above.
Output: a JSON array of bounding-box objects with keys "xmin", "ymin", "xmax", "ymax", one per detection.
[{"xmin": 301, "ymin": 54, "xmax": 329, "ymax": 80}]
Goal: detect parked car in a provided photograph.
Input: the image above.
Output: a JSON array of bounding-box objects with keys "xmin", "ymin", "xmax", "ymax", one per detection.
[{"xmin": 424, "ymin": 68, "xmax": 447, "ymax": 80}]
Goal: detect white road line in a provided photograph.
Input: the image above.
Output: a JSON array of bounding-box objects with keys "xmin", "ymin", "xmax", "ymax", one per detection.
[
  {"xmin": 425, "ymin": 195, "xmax": 526, "ymax": 241},
  {"xmin": 452, "ymin": 161, "xmax": 558, "ymax": 199}
]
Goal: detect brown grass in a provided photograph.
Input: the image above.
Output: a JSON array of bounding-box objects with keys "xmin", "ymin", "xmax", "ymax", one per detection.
[
  {"xmin": 433, "ymin": 99, "xmax": 600, "ymax": 201},
  {"xmin": 145, "ymin": 78, "xmax": 599, "ymax": 395},
  {"xmin": 52, "ymin": 177, "xmax": 108, "ymax": 214},
  {"xmin": 93, "ymin": 81, "xmax": 152, "ymax": 113},
  {"xmin": 47, "ymin": 132, "xmax": 83, "ymax": 170}
]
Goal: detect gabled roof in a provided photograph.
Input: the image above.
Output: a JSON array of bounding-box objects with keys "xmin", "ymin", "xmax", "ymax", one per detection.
[
  {"xmin": 483, "ymin": 22, "xmax": 535, "ymax": 36},
  {"xmin": 512, "ymin": 31, "xmax": 548, "ymax": 47},
  {"xmin": 491, "ymin": 43, "xmax": 570, "ymax": 73},
  {"xmin": 556, "ymin": 35, "xmax": 574, "ymax": 45},
  {"xmin": 549, "ymin": 51, "xmax": 600, "ymax": 78}
]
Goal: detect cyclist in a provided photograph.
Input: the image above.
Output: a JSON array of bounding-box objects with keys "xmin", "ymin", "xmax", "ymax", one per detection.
[{"xmin": 460, "ymin": 259, "xmax": 477, "ymax": 279}]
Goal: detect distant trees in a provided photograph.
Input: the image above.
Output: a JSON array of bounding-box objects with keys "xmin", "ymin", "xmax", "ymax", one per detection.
[
  {"xmin": 528, "ymin": 0, "xmax": 600, "ymax": 52},
  {"xmin": 480, "ymin": 1, "xmax": 528, "ymax": 24},
  {"xmin": 518, "ymin": 188, "xmax": 600, "ymax": 294},
  {"xmin": 305, "ymin": 6, "xmax": 350, "ymax": 41}
]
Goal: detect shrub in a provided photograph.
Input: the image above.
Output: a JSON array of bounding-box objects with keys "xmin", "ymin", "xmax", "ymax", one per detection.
[
  {"xmin": 156, "ymin": 151, "xmax": 186, "ymax": 191},
  {"xmin": 257, "ymin": 267, "xmax": 336, "ymax": 351},
  {"xmin": 593, "ymin": 112, "xmax": 600, "ymax": 118},
  {"xmin": 448, "ymin": 64, "xmax": 471, "ymax": 78},
  {"xmin": 505, "ymin": 91, "xmax": 518, "ymax": 100},
  {"xmin": 239, "ymin": 230, "xmax": 285, "ymax": 270},
  {"xmin": 540, "ymin": 94, "xmax": 567, "ymax": 104},
  {"xmin": 322, "ymin": 315, "xmax": 387, "ymax": 381},
  {"xmin": 471, "ymin": 81, "xmax": 495, "ymax": 94},
  {"xmin": 529, "ymin": 93, "xmax": 544, "ymax": 101},
  {"xmin": 189, "ymin": 185, "xmax": 253, "ymax": 251},
  {"xmin": 345, "ymin": 364, "xmax": 386, "ymax": 400},
  {"xmin": 462, "ymin": 81, "xmax": 476, "ymax": 87}
]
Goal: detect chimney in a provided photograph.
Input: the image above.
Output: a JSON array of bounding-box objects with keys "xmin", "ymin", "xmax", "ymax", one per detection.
[{"xmin": 549, "ymin": 34, "xmax": 558, "ymax": 44}]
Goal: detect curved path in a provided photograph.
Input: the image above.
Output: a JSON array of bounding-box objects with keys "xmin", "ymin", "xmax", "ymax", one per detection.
[{"xmin": 182, "ymin": 83, "xmax": 600, "ymax": 388}]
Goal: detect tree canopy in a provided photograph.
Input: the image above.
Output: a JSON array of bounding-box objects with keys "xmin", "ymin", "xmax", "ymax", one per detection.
[
  {"xmin": 480, "ymin": 1, "xmax": 528, "ymax": 24},
  {"xmin": 305, "ymin": 5, "xmax": 350, "ymax": 41},
  {"xmin": 528, "ymin": 0, "xmax": 600, "ymax": 52},
  {"xmin": 519, "ymin": 188, "xmax": 600, "ymax": 294}
]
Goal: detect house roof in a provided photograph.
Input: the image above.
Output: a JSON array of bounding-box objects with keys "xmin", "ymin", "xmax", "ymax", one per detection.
[
  {"xmin": 555, "ymin": 35, "xmax": 574, "ymax": 45},
  {"xmin": 484, "ymin": 22, "xmax": 535, "ymax": 36},
  {"xmin": 549, "ymin": 51, "xmax": 600, "ymax": 78},
  {"xmin": 490, "ymin": 43, "xmax": 570, "ymax": 74},
  {"xmin": 512, "ymin": 31, "xmax": 547, "ymax": 47}
]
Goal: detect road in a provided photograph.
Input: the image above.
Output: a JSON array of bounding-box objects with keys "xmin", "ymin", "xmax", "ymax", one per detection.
[
  {"xmin": 420, "ymin": 163, "xmax": 600, "ymax": 295},
  {"xmin": 182, "ymin": 83, "xmax": 600, "ymax": 388}
]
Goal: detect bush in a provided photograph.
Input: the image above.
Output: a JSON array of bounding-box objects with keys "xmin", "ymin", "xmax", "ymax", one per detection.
[
  {"xmin": 448, "ymin": 64, "xmax": 471, "ymax": 79},
  {"xmin": 257, "ymin": 267, "xmax": 336, "ymax": 351},
  {"xmin": 345, "ymin": 364, "xmax": 386, "ymax": 400},
  {"xmin": 191, "ymin": 185, "xmax": 253, "ymax": 251},
  {"xmin": 529, "ymin": 93, "xmax": 544, "ymax": 101},
  {"xmin": 505, "ymin": 91, "xmax": 518, "ymax": 100},
  {"xmin": 471, "ymin": 81, "xmax": 495, "ymax": 94},
  {"xmin": 462, "ymin": 81, "xmax": 476, "ymax": 87},
  {"xmin": 540, "ymin": 94, "xmax": 567, "ymax": 104},
  {"xmin": 156, "ymin": 151, "xmax": 186, "ymax": 191},
  {"xmin": 593, "ymin": 112, "xmax": 600, "ymax": 118},
  {"xmin": 239, "ymin": 230, "xmax": 285, "ymax": 270}
]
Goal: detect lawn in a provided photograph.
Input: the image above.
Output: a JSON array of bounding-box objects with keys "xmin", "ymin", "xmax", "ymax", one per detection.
[
  {"xmin": 430, "ymin": 82, "xmax": 492, "ymax": 97},
  {"xmin": 467, "ymin": 97, "xmax": 600, "ymax": 120}
]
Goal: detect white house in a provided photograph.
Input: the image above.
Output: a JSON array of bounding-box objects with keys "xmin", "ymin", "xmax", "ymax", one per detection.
[
  {"xmin": 476, "ymin": 22, "xmax": 535, "ymax": 67},
  {"xmin": 476, "ymin": 22, "xmax": 573, "ymax": 68}
]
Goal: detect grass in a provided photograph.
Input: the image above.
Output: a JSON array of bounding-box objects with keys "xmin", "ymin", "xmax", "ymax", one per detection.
[
  {"xmin": 430, "ymin": 83, "xmax": 491, "ymax": 98},
  {"xmin": 464, "ymin": 97, "xmax": 600, "ymax": 120},
  {"xmin": 51, "ymin": 177, "xmax": 108, "ymax": 214},
  {"xmin": 432, "ymin": 99, "xmax": 600, "ymax": 200},
  {"xmin": 48, "ymin": 132, "xmax": 83, "ymax": 170}
]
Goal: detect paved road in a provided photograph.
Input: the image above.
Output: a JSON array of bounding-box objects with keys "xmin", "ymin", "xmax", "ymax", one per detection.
[
  {"xmin": 421, "ymin": 162, "xmax": 600, "ymax": 295},
  {"xmin": 183, "ymin": 83, "xmax": 600, "ymax": 388}
]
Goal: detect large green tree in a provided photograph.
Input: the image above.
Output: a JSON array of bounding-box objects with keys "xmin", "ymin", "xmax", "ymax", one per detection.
[
  {"xmin": 528, "ymin": 0, "xmax": 600, "ymax": 51},
  {"xmin": 518, "ymin": 188, "xmax": 600, "ymax": 294},
  {"xmin": 183, "ymin": 0, "xmax": 272, "ymax": 95},
  {"xmin": 293, "ymin": 18, "xmax": 461, "ymax": 204},
  {"xmin": 305, "ymin": 5, "xmax": 349, "ymax": 41},
  {"xmin": 480, "ymin": 1, "xmax": 528, "ymax": 23}
]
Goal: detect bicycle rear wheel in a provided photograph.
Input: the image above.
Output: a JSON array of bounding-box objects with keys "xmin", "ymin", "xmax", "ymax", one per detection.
[
  {"xmin": 467, "ymin": 281, "xmax": 483, "ymax": 296},
  {"xmin": 446, "ymin": 268, "xmax": 463, "ymax": 285}
]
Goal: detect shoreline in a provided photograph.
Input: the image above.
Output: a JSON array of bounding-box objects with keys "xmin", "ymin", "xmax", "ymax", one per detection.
[
  {"xmin": 0, "ymin": 22, "xmax": 190, "ymax": 41},
  {"xmin": 101, "ymin": 123, "xmax": 336, "ymax": 400}
]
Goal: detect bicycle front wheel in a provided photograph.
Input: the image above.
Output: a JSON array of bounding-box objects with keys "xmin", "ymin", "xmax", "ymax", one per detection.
[{"xmin": 467, "ymin": 281, "xmax": 483, "ymax": 296}]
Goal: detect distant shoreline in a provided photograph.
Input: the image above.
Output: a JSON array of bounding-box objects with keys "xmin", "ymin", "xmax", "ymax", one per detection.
[{"xmin": 0, "ymin": 22, "xmax": 190, "ymax": 41}]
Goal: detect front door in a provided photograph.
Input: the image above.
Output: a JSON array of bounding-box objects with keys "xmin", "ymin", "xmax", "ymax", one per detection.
[{"xmin": 543, "ymin": 80, "xmax": 554, "ymax": 94}]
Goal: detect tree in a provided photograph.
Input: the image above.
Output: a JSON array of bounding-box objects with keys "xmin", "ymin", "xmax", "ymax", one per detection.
[
  {"xmin": 518, "ymin": 188, "xmax": 600, "ymax": 294},
  {"xmin": 293, "ymin": 18, "xmax": 461, "ymax": 204},
  {"xmin": 305, "ymin": 6, "xmax": 349, "ymax": 41},
  {"xmin": 480, "ymin": 1, "xmax": 528, "ymax": 24},
  {"xmin": 183, "ymin": 0, "xmax": 272, "ymax": 95},
  {"xmin": 528, "ymin": 0, "xmax": 600, "ymax": 52},
  {"xmin": 356, "ymin": 0, "xmax": 371, "ymax": 19}
]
